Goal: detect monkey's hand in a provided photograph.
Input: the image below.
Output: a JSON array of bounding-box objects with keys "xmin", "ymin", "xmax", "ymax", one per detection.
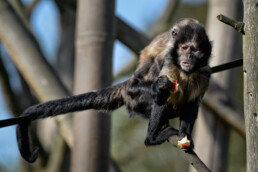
[{"xmin": 151, "ymin": 75, "xmax": 173, "ymax": 105}]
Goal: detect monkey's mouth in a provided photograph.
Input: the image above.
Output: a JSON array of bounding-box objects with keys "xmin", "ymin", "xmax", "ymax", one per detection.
[{"xmin": 182, "ymin": 61, "xmax": 191, "ymax": 67}]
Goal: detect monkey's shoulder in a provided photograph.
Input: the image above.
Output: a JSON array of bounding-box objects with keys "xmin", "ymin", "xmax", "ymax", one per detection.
[{"xmin": 138, "ymin": 32, "xmax": 171, "ymax": 68}]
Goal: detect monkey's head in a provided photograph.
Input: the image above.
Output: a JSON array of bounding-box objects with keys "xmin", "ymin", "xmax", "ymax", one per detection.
[{"xmin": 171, "ymin": 25, "xmax": 212, "ymax": 74}]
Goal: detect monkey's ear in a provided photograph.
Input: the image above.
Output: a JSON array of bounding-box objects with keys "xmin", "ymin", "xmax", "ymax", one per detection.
[{"xmin": 171, "ymin": 27, "xmax": 178, "ymax": 39}]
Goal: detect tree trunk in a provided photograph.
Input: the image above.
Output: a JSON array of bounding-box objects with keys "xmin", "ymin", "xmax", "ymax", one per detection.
[
  {"xmin": 242, "ymin": 0, "xmax": 258, "ymax": 171},
  {"xmin": 190, "ymin": 0, "xmax": 242, "ymax": 171},
  {"xmin": 72, "ymin": 0, "xmax": 115, "ymax": 172},
  {"xmin": 55, "ymin": 4, "xmax": 76, "ymax": 90}
]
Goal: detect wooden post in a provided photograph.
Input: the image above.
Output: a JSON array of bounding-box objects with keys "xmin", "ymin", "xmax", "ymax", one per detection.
[
  {"xmin": 242, "ymin": 0, "xmax": 258, "ymax": 171},
  {"xmin": 72, "ymin": 0, "xmax": 115, "ymax": 172}
]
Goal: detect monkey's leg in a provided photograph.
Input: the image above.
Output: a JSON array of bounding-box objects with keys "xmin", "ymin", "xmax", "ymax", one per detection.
[
  {"xmin": 126, "ymin": 78, "xmax": 151, "ymax": 98},
  {"xmin": 144, "ymin": 103, "xmax": 178, "ymax": 146},
  {"xmin": 133, "ymin": 59, "xmax": 153, "ymax": 79},
  {"xmin": 178, "ymin": 100, "xmax": 199, "ymax": 149},
  {"xmin": 125, "ymin": 59, "xmax": 156, "ymax": 98}
]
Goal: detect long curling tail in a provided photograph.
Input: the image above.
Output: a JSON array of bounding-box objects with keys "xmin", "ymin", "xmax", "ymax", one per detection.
[
  {"xmin": 16, "ymin": 81, "xmax": 126, "ymax": 163},
  {"xmin": 17, "ymin": 124, "xmax": 39, "ymax": 163}
]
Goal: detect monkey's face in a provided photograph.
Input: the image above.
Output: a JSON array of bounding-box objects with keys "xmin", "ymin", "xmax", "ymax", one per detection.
[
  {"xmin": 172, "ymin": 25, "xmax": 211, "ymax": 74},
  {"xmin": 177, "ymin": 41, "xmax": 203, "ymax": 73}
]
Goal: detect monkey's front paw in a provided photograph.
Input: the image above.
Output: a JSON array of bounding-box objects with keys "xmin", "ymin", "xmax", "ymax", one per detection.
[
  {"xmin": 151, "ymin": 76, "xmax": 172, "ymax": 104},
  {"xmin": 156, "ymin": 75, "xmax": 173, "ymax": 91}
]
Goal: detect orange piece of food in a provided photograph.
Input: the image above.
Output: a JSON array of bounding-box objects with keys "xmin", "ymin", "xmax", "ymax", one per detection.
[
  {"xmin": 178, "ymin": 136, "xmax": 191, "ymax": 148},
  {"xmin": 166, "ymin": 75, "xmax": 179, "ymax": 93}
]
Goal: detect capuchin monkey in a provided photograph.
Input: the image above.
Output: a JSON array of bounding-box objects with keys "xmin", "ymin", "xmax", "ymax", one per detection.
[{"xmin": 0, "ymin": 18, "xmax": 212, "ymax": 163}]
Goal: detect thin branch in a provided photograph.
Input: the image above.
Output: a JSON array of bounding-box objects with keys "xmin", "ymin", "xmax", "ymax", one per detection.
[
  {"xmin": 113, "ymin": 58, "xmax": 137, "ymax": 80},
  {"xmin": 27, "ymin": 0, "xmax": 40, "ymax": 18},
  {"xmin": 45, "ymin": 133, "xmax": 67, "ymax": 172},
  {"xmin": 150, "ymin": 0, "xmax": 180, "ymax": 36},
  {"xmin": 168, "ymin": 135, "xmax": 211, "ymax": 172},
  {"xmin": 211, "ymin": 59, "xmax": 243, "ymax": 73},
  {"xmin": 116, "ymin": 17, "xmax": 150, "ymax": 55},
  {"xmin": 110, "ymin": 158, "xmax": 122, "ymax": 172},
  {"xmin": 203, "ymin": 89, "xmax": 245, "ymax": 137},
  {"xmin": 217, "ymin": 14, "xmax": 245, "ymax": 34}
]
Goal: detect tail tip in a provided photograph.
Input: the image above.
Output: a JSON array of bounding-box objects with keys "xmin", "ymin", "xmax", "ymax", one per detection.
[{"xmin": 23, "ymin": 147, "xmax": 39, "ymax": 163}]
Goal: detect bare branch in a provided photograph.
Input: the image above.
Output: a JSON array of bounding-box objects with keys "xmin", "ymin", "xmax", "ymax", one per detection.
[
  {"xmin": 217, "ymin": 14, "xmax": 245, "ymax": 34},
  {"xmin": 203, "ymin": 89, "xmax": 245, "ymax": 137},
  {"xmin": 27, "ymin": 0, "xmax": 40, "ymax": 18},
  {"xmin": 168, "ymin": 135, "xmax": 211, "ymax": 172},
  {"xmin": 211, "ymin": 59, "xmax": 243, "ymax": 73},
  {"xmin": 45, "ymin": 134, "xmax": 67, "ymax": 172},
  {"xmin": 150, "ymin": 0, "xmax": 180, "ymax": 36},
  {"xmin": 117, "ymin": 17, "xmax": 150, "ymax": 55},
  {"xmin": 113, "ymin": 58, "xmax": 137, "ymax": 80}
]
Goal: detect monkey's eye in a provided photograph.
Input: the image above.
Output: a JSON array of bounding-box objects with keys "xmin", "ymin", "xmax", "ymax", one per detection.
[
  {"xmin": 182, "ymin": 46, "xmax": 188, "ymax": 50},
  {"xmin": 191, "ymin": 47, "xmax": 198, "ymax": 52}
]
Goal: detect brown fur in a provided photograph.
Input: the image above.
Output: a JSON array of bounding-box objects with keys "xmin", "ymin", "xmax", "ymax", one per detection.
[
  {"xmin": 135, "ymin": 18, "xmax": 200, "ymax": 82},
  {"xmin": 159, "ymin": 64, "xmax": 210, "ymax": 109}
]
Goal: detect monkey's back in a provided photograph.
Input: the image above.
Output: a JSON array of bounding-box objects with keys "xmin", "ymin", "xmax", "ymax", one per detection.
[{"xmin": 138, "ymin": 32, "xmax": 170, "ymax": 68}]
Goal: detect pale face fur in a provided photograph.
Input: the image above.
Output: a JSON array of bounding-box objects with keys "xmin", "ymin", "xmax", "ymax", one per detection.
[{"xmin": 177, "ymin": 40, "xmax": 204, "ymax": 73}]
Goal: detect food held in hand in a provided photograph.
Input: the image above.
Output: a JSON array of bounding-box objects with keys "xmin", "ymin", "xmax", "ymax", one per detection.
[
  {"xmin": 178, "ymin": 136, "xmax": 190, "ymax": 148},
  {"xmin": 166, "ymin": 75, "xmax": 179, "ymax": 93}
]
